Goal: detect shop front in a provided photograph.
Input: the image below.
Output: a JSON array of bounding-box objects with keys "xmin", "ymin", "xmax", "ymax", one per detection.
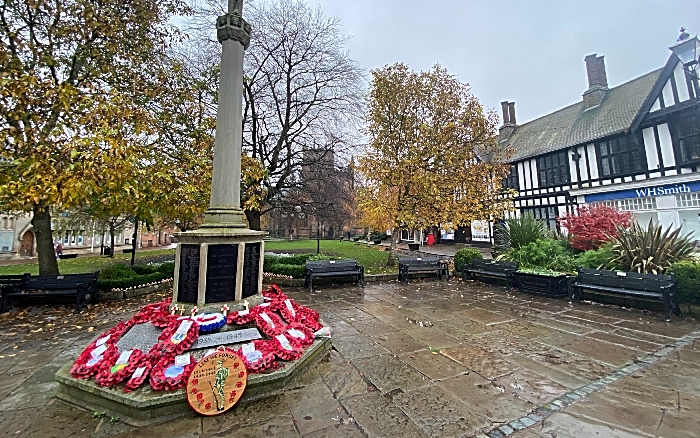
[{"xmin": 572, "ymin": 176, "xmax": 700, "ymax": 240}]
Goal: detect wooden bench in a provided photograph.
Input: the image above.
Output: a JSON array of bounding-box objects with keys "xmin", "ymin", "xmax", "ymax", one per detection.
[
  {"xmin": 398, "ymin": 256, "xmax": 449, "ymax": 284},
  {"xmin": 462, "ymin": 259, "xmax": 519, "ymax": 291},
  {"xmin": 569, "ymin": 268, "xmax": 679, "ymax": 322},
  {"xmin": 3, "ymin": 272, "xmax": 99, "ymax": 314},
  {"xmin": 0, "ymin": 274, "xmax": 31, "ymax": 314},
  {"xmin": 304, "ymin": 260, "xmax": 365, "ymax": 292}
]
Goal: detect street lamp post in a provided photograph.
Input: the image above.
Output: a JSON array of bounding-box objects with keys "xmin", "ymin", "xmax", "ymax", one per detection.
[
  {"xmin": 317, "ymin": 220, "xmax": 321, "ymax": 254},
  {"xmin": 670, "ymin": 28, "xmax": 700, "ymax": 95}
]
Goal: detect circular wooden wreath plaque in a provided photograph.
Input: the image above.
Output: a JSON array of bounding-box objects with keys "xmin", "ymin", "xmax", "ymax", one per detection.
[{"xmin": 186, "ymin": 351, "xmax": 247, "ymax": 415}]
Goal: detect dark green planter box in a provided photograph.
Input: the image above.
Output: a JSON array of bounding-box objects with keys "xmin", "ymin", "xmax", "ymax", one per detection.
[
  {"xmin": 513, "ymin": 272, "xmax": 569, "ymax": 297},
  {"xmin": 408, "ymin": 243, "xmax": 420, "ymax": 251}
]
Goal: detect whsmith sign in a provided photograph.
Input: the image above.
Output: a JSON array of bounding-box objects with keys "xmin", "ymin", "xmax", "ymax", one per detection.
[{"xmin": 584, "ymin": 181, "xmax": 700, "ymax": 203}]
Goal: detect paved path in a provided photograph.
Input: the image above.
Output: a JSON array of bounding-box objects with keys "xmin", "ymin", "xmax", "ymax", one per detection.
[{"xmin": 0, "ymin": 278, "xmax": 698, "ymax": 437}]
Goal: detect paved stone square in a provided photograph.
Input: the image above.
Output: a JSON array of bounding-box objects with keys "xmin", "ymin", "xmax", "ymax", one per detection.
[{"xmin": 0, "ymin": 278, "xmax": 699, "ymax": 437}]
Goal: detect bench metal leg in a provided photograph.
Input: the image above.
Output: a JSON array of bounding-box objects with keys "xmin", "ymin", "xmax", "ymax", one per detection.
[
  {"xmin": 663, "ymin": 292, "xmax": 672, "ymax": 322},
  {"xmin": 568, "ymin": 279, "xmax": 575, "ymax": 305},
  {"xmin": 0, "ymin": 287, "xmax": 8, "ymax": 314},
  {"xmin": 74, "ymin": 289, "xmax": 84, "ymax": 314}
]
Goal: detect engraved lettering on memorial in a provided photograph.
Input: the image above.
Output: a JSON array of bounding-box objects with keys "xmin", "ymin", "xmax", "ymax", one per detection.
[
  {"xmin": 206, "ymin": 244, "xmax": 237, "ymax": 302},
  {"xmin": 242, "ymin": 242, "xmax": 260, "ymax": 298},
  {"xmin": 178, "ymin": 245, "xmax": 200, "ymax": 302},
  {"xmin": 188, "ymin": 328, "xmax": 262, "ymax": 350}
]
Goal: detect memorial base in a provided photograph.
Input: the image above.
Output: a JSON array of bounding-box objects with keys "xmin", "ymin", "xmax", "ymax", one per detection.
[
  {"xmin": 174, "ymin": 227, "xmax": 267, "ymax": 313},
  {"xmin": 55, "ymin": 337, "xmax": 331, "ymax": 426}
]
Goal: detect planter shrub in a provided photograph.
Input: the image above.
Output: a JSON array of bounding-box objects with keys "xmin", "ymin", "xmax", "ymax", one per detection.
[
  {"xmin": 574, "ymin": 244, "xmax": 617, "ymax": 270},
  {"xmin": 454, "ymin": 248, "xmax": 482, "ymax": 272},
  {"xmin": 670, "ymin": 260, "xmax": 700, "ymax": 305},
  {"xmin": 506, "ymin": 238, "xmax": 575, "ymax": 273},
  {"xmin": 610, "ymin": 219, "xmax": 695, "ymax": 274}
]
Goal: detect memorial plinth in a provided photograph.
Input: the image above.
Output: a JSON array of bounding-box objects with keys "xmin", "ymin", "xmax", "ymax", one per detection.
[
  {"xmin": 173, "ymin": 228, "xmax": 267, "ymax": 313},
  {"xmin": 171, "ymin": 0, "xmax": 265, "ymax": 313},
  {"xmin": 55, "ymin": 336, "xmax": 331, "ymax": 426}
]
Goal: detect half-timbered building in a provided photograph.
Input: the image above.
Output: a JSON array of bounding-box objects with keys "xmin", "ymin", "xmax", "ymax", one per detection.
[{"xmin": 498, "ymin": 36, "xmax": 700, "ymax": 237}]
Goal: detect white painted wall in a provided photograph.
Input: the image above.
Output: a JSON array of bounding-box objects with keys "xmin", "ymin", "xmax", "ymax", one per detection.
[
  {"xmin": 657, "ymin": 123, "xmax": 676, "ymax": 168},
  {"xmin": 650, "ymin": 98, "xmax": 661, "ymax": 112},
  {"xmin": 662, "ymin": 80, "xmax": 675, "ymax": 107},
  {"xmin": 586, "ymin": 143, "xmax": 598, "ymax": 180},
  {"xmin": 577, "ymin": 145, "xmax": 589, "ymax": 184},
  {"xmin": 642, "ymin": 127, "xmax": 659, "ymax": 170},
  {"xmin": 674, "ymin": 64, "xmax": 690, "ymax": 103},
  {"xmin": 530, "ymin": 159, "xmax": 539, "ymax": 189}
]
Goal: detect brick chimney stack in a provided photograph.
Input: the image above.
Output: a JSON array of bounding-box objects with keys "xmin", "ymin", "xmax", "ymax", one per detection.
[
  {"xmin": 582, "ymin": 54, "xmax": 609, "ymax": 109},
  {"xmin": 499, "ymin": 100, "xmax": 516, "ymax": 141}
]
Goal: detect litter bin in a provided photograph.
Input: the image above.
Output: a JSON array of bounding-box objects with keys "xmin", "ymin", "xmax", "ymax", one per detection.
[
  {"xmin": 103, "ymin": 247, "xmax": 111, "ymax": 256},
  {"xmin": 426, "ymin": 234, "xmax": 435, "ymax": 246}
]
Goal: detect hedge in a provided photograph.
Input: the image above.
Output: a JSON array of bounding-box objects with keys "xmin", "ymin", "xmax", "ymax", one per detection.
[
  {"xmin": 96, "ymin": 263, "xmax": 175, "ymax": 292},
  {"xmin": 264, "ymin": 263, "xmax": 305, "ymax": 279},
  {"xmin": 263, "ymin": 254, "xmax": 334, "ymax": 278},
  {"xmin": 671, "ymin": 260, "xmax": 700, "ymax": 305}
]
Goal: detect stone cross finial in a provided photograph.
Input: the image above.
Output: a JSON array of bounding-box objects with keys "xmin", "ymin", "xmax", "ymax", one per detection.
[{"xmin": 229, "ymin": 0, "xmax": 243, "ymax": 15}]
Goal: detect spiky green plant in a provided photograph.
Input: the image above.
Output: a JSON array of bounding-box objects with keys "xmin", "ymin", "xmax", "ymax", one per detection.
[
  {"xmin": 495, "ymin": 214, "xmax": 549, "ymax": 251},
  {"xmin": 610, "ymin": 219, "xmax": 696, "ymax": 274}
]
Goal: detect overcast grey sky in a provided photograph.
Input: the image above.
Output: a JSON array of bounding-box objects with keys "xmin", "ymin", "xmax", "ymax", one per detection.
[{"xmin": 313, "ymin": 0, "xmax": 695, "ymax": 123}]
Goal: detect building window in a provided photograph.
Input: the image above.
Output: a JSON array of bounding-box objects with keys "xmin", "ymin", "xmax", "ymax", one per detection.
[
  {"xmin": 679, "ymin": 113, "xmax": 700, "ymax": 163},
  {"xmin": 503, "ymin": 164, "xmax": 519, "ymax": 190},
  {"xmin": 596, "ymin": 134, "xmax": 646, "ymax": 177},
  {"xmin": 522, "ymin": 206, "xmax": 558, "ymax": 230},
  {"xmin": 677, "ymin": 193, "xmax": 700, "ymax": 208},
  {"xmin": 590, "ymin": 197, "xmax": 657, "ymax": 211},
  {"xmin": 537, "ymin": 151, "xmax": 569, "ymax": 187}
]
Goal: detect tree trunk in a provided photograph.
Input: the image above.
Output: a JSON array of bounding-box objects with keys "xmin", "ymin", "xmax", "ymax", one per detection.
[
  {"xmin": 130, "ymin": 220, "xmax": 138, "ymax": 265},
  {"xmin": 386, "ymin": 227, "xmax": 398, "ymax": 267},
  {"xmin": 32, "ymin": 204, "xmax": 59, "ymax": 275},
  {"xmin": 245, "ymin": 209, "xmax": 261, "ymax": 231},
  {"xmin": 109, "ymin": 221, "xmax": 115, "ymax": 258}
]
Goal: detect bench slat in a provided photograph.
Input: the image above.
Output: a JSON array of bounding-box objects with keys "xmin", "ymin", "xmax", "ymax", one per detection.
[
  {"xmin": 304, "ymin": 260, "xmax": 365, "ymax": 292},
  {"xmin": 2, "ymin": 272, "xmax": 99, "ymax": 314},
  {"xmin": 572, "ymin": 268, "xmax": 678, "ymax": 321}
]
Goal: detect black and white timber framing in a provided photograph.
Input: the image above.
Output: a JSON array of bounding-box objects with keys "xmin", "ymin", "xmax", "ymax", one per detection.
[{"xmin": 497, "ymin": 42, "xmax": 700, "ymax": 237}]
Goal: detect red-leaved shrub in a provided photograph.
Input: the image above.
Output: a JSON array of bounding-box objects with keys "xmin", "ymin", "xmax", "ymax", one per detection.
[{"xmin": 558, "ymin": 205, "xmax": 632, "ymax": 251}]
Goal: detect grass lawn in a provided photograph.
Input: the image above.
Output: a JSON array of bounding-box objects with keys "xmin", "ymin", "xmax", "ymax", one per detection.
[
  {"xmin": 0, "ymin": 240, "xmax": 396, "ymax": 276},
  {"xmin": 0, "ymin": 249, "xmax": 176, "ymax": 276},
  {"xmin": 265, "ymin": 239, "xmax": 396, "ymax": 274}
]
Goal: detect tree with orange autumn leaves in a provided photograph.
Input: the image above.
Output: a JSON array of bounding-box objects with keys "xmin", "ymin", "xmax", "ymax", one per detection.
[
  {"xmin": 0, "ymin": 0, "xmax": 191, "ymax": 274},
  {"xmin": 0, "ymin": 1, "xmax": 269, "ymax": 273},
  {"xmin": 357, "ymin": 63, "xmax": 512, "ymax": 264}
]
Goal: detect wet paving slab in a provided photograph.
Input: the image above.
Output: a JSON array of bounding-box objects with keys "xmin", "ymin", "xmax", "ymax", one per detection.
[
  {"xmin": 393, "ymin": 384, "xmax": 490, "ymax": 437},
  {"xmin": 535, "ymin": 332, "xmax": 643, "ymax": 367},
  {"xmin": 1, "ymin": 280, "xmax": 700, "ymax": 437}
]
